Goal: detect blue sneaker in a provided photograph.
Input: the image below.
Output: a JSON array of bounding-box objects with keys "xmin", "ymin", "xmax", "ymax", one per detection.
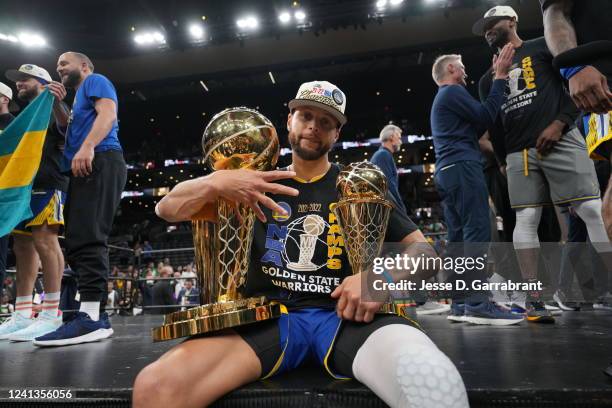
[
  {"xmin": 510, "ymin": 303, "xmax": 527, "ymax": 314},
  {"xmin": 447, "ymin": 302, "xmax": 466, "ymax": 322},
  {"xmin": 32, "ymin": 312, "xmax": 113, "ymax": 347},
  {"xmin": 465, "ymin": 301, "xmax": 524, "ymax": 326}
]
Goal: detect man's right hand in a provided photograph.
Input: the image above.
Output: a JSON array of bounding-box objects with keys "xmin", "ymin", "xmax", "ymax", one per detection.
[
  {"xmin": 210, "ymin": 169, "xmax": 299, "ymax": 222},
  {"xmin": 568, "ymin": 66, "xmax": 612, "ymax": 114},
  {"xmin": 493, "ymin": 43, "xmax": 516, "ymax": 80},
  {"xmin": 46, "ymin": 81, "xmax": 67, "ymax": 103}
]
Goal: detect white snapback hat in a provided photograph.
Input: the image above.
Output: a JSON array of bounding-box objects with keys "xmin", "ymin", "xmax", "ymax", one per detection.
[
  {"xmin": 288, "ymin": 81, "xmax": 347, "ymax": 126},
  {"xmin": 5, "ymin": 64, "xmax": 52, "ymax": 84},
  {"xmin": 472, "ymin": 6, "xmax": 518, "ymax": 36},
  {"xmin": 0, "ymin": 81, "xmax": 20, "ymax": 112}
]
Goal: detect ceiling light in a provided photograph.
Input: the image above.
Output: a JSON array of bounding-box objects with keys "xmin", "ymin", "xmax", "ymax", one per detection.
[
  {"xmin": 376, "ymin": 0, "xmax": 388, "ymax": 10},
  {"xmin": 189, "ymin": 24, "xmax": 204, "ymax": 40},
  {"xmin": 17, "ymin": 32, "xmax": 46, "ymax": 47},
  {"xmin": 294, "ymin": 10, "xmax": 306, "ymax": 21},
  {"xmin": 134, "ymin": 31, "xmax": 165, "ymax": 46},
  {"xmin": 237, "ymin": 16, "xmax": 259, "ymax": 30},
  {"xmin": 279, "ymin": 11, "xmax": 291, "ymax": 24}
]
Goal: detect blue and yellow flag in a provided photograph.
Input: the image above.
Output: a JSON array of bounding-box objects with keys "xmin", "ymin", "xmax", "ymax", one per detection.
[{"xmin": 0, "ymin": 89, "xmax": 54, "ymax": 236}]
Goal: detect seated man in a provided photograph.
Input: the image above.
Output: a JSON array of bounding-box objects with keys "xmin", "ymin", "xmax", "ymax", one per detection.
[{"xmin": 132, "ymin": 81, "xmax": 469, "ymax": 408}]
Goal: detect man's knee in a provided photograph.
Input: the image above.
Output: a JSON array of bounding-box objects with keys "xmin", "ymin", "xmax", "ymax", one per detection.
[
  {"xmin": 133, "ymin": 362, "xmax": 184, "ymax": 408},
  {"xmin": 32, "ymin": 229, "xmax": 60, "ymax": 257}
]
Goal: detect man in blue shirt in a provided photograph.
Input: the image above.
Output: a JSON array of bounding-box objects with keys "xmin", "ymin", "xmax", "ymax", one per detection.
[
  {"xmin": 34, "ymin": 52, "xmax": 127, "ymax": 347},
  {"xmin": 430, "ymin": 44, "xmax": 523, "ymax": 325},
  {"xmin": 370, "ymin": 124, "xmax": 407, "ymax": 214}
]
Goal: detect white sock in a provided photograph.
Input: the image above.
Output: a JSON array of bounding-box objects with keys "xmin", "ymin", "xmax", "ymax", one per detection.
[
  {"xmin": 79, "ymin": 301, "xmax": 100, "ymax": 321},
  {"xmin": 42, "ymin": 292, "xmax": 61, "ymax": 318},
  {"xmin": 15, "ymin": 296, "xmax": 32, "ymax": 318}
]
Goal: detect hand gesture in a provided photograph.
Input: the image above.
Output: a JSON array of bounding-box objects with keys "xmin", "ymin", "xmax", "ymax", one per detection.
[
  {"xmin": 212, "ymin": 169, "xmax": 299, "ymax": 222},
  {"xmin": 493, "ymin": 43, "xmax": 516, "ymax": 79}
]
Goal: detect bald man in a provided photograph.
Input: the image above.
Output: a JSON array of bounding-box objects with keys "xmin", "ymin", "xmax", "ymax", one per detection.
[{"xmin": 33, "ymin": 52, "xmax": 127, "ymax": 347}]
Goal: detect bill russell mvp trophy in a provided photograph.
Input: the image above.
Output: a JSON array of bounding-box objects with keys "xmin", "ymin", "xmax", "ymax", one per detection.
[
  {"xmin": 152, "ymin": 107, "xmax": 282, "ymax": 341},
  {"xmin": 333, "ymin": 161, "xmax": 408, "ymax": 316}
]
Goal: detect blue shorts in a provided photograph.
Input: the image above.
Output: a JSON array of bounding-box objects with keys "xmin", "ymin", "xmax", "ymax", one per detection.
[
  {"xmin": 13, "ymin": 189, "xmax": 66, "ymax": 235},
  {"xmin": 230, "ymin": 306, "xmax": 421, "ymax": 380}
]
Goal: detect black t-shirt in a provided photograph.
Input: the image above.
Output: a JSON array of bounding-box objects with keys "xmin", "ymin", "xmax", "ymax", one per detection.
[
  {"xmin": 479, "ymin": 37, "xmax": 578, "ymax": 155},
  {"xmin": 243, "ymin": 164, "xmax": 418, "ymax": 310},
  {"xmin": 540, "ymin": 0, "xmax": 612, "ymax": 79},
  {"xmin": 34, "ymin": 112, "xmax": 69, "ymax": 191},
  {"xmin": 0, "ymin": 113, "xmax": 15, "ymax": 130}
]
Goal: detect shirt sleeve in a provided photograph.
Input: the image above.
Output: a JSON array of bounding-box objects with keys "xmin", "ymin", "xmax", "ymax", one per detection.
[
  {"xmin": 84, "ymin": 75, "xmax": 118, "ymax": 104},
  {"xmin": 385, "ymin": 204, "xmax": 418, "ymax": 242},
  {"xmin": 446, "ymin": 80, "xmax": 506, "ymax": 129},
  {"xmin": 478, "ymin": 69, "xmax": 494, "ymax": 102}
]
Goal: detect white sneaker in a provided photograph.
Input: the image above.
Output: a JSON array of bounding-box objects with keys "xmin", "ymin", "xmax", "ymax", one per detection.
[
  {"xmin": 417, "ymin": 301, "xmax": 451, "ymax": 316},
  {"xmin": 0, "ymin": 313, "xmax": 34, "ymax": 340},
  {"xmin": 8, "ymin": 311, "xmax": 63, "ymax": 342},
  {"xmin": 544, "ymin": 303, "xmax": 563, "ymax": 316}
]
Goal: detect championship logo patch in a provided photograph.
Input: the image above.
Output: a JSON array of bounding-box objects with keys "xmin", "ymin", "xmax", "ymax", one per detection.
[
  {"xmin": 332, "ymin": 89, "xmax": 344, "ymax": 106},
  {"xmin": 272, "ymin": 201, "xmax": 292, "ymax": 222}
]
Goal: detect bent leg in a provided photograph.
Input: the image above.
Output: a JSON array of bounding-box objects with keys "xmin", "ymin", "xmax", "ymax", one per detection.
[
  {"xmin": 133, "ymin": 331, "xmax": 262, "ymax": 408},
  {"xmin": 352, "ymin": 324, "xmax": 468, "ymax": 408}
]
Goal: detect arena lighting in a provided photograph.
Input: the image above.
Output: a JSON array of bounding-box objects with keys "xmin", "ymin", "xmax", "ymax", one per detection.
[
  {"xmin": 134, "ymin": 31, "xmax": 165, "ymax": 46},
  {"xmin": 376, "ymin": 0, "xmax": 388, "ymax": 10},
  {"xmin": 199, "ymin": 80, "xmax": 209, "ymax": 92},
  {"xmin": 268, "ymin": 71, "xmax": 276, "ymax": 84},
  {"xmin": 236, "ymin": 16, "xmax": 259, "ymax": 31},
  {"xmin": 294, "ymin": 10, "xmax": 306, "ymax": 21},
  {"xmin": 0, "ymin": 32, "xmax": 19, "ymax": 43},
  {"xmin": 188, "ymin": 23, "xmax": 204, "ymax": 40},
  {"xmin": 390, "ymin": 0, "xmax": 404, "ymax": 6},
  {"xmin": 278, "ymin": 11, "xmax": 291, "ymax": 24},
  {"xmin": 17, "ymin": 32, "xmax": 46, "ymax": 47}
]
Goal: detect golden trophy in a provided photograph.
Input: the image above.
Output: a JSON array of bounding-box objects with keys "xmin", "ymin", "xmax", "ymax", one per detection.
[
  {"xmin": 333, "ymin": 161, "xmax": 408, "ymax": 316},
  {"xmin": 152, "ymin": 107, "xmax": 282, "ymax": 341}
]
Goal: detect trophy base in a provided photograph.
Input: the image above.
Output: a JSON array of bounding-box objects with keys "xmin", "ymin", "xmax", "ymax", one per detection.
[{"xmin": 151, "ymin": 297, "xmax": 281, "ymax": 342}]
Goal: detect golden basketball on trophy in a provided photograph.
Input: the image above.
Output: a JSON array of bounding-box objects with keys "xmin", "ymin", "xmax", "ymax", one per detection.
[
  {"xmin": 333, "ymin": 161, "xmax": 405, "ymax": 316},
  {"xmin": 152, "ymin": 107, "xmax": 282, "ymax": 341}
]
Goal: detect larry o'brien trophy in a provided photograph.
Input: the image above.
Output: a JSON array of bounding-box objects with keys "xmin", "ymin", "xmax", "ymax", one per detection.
[
  {"xmin": 152, "ymin": 107, "xmax": 282, "ymax": 341},
  {"xmin": 333, "ymin": 161, "xmax": 407, "ymax": 316}
]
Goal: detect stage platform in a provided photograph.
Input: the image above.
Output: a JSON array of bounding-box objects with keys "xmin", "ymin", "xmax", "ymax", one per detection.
[{"xmin": 1, "ymin": 312, "xmax": 612, "ymax": 407}]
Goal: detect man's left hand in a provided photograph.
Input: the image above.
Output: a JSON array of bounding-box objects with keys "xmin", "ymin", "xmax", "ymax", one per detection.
[
  {"xmin": 331, "ymin": 273, "xmax": 383, "ymax": 323},
  {"xmin": 535, "ymin": 121, "xmax": 565, "ymax": 155},
  {"xmin": 71, "ymin": 144, "xmax": 95, "ymax": 177}
]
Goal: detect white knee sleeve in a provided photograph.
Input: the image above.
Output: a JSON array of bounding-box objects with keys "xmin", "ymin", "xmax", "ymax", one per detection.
[
  {"xmin": 572, "ymin": 199, "xmax": 612, "ymax": 252},
  {"xmin": 352, "ymin": 325, "xmax": 468, "ymax": 408},
  {"xmin": 513, "ymin": 207, "xmax": 542, "ymax": 249}
]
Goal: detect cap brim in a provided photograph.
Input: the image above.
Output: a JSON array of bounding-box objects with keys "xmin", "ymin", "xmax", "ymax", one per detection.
[
  {"xmin": 288, "ymin": 99, "xmax": 347, "ymax": 126},
  {"xmin": 8, "ymin": 99, "xmax": 20, "ymax": 112},
  {"xmin": 472, "ymin": 16, "xmax": 512, "ymax": 36},
  {"xmin": 5, "ymin": 69, "xmax": 31, "ymax": 83}
]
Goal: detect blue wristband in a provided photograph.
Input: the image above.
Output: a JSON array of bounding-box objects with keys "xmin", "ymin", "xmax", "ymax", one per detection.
[{"xmin": 560, "ymin": 65, "xmax": 586, "ymax": 80}]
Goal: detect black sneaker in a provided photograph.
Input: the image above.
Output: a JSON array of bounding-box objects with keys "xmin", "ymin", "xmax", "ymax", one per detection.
[
  {"xmin": 526, "ymin": 301, "xmax": 555, "ymax": 323},
  {"xmin": 553, "ymin": 290, "xmax": 580, "ymax": 311}
]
